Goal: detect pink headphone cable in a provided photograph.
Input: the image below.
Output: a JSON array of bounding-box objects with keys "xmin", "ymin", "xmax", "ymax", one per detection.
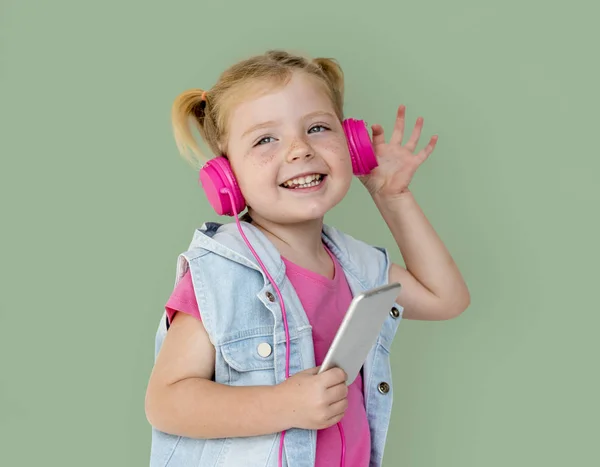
[{"xmin": 224, "ymin": 188, "xmax": 346, "ymax": 467}]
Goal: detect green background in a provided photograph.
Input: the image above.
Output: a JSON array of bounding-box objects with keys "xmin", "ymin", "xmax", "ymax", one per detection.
[{"xmin": 1, "ymin": 0, "xmax": 598, "ymax": 465}]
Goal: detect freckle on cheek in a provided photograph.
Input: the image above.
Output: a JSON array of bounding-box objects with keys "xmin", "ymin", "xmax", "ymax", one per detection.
[
  {"xmin": 330, "ymin": 139, "xmax": 346, "ymax": 152},
  {"xmin": 323, "ymin": 141, "xmax": 348, "ymax": 161},
  {"xmin": 256, "ymin": 151, "xmax": 276, "ymax": 167}
]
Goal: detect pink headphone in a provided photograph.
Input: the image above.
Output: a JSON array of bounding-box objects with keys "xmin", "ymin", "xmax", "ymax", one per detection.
[{"xmin": 199, "ymin": 118, "xmax": 378, "ymax": 215}]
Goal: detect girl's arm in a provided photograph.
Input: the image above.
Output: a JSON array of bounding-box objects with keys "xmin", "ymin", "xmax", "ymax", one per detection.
[
  {"xmin": 374, "ymin": 191, "xmax": 471, "ymax": 321},
  {"xmin": 145, "ymin": 312, "xmax": 348, "ymax": 438},
  {"xmin": 145, "ymin": 313, "xmax": 290, "ymax": 438},
  {"xmin": 361, "ymin": 105, "xmax": 471, "ymax": 321}
]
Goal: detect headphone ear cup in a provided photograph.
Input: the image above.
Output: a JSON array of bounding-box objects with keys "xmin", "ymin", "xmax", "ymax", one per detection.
[
  {"xmin": 199, "ymin": 157, "xmax": 246, "ymax": 216},
  {"xmin": 343, "ymin": 118, "xmax": 378, "ymax": 175}
]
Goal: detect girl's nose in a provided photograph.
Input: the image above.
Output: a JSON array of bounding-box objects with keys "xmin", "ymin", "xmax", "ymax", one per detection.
[{"xmin": 286, "ymin": 138, "xmax": 314, "ymax": 163}]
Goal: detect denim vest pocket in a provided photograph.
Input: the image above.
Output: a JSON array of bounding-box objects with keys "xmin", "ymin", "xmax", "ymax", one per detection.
[{"xmin": 220, "ymin": 333, "xmax": 277, "ymax": 386}]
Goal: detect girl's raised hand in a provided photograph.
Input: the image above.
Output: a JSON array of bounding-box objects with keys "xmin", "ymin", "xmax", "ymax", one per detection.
[{"xmin": 360, "ymin": 105, "xmax": 438, "ymax": 199}]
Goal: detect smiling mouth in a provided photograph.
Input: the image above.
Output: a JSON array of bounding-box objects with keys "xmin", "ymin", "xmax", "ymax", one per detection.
[{"xmin": 280, "ymin": 173, "xmax": 325, "ymax": 189}]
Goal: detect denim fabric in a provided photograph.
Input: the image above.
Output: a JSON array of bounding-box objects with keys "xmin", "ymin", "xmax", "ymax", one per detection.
[{"xmin": 149, "ymin": 222, "xmax": 403, "ymax": 467}]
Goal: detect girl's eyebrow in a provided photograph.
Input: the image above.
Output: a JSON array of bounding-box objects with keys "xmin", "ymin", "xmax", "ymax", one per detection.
[
  {"xmin": 242, "ymin": 120, "xmax": 278, "ymax": 138},
  {"xmin": 304, "ymin": 110, "xmax": 336, "ymax": 120}
]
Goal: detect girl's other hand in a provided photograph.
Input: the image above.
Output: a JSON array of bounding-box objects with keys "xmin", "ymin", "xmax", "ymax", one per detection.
[{"xmin": 276, "ymin": 366, "xmax": 348, "ymax": 430}]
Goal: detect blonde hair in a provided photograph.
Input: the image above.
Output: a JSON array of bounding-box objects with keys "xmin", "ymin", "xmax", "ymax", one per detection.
[{"xmin": 170, "ymin": 49, "xmax": 345, "ymax": 168}]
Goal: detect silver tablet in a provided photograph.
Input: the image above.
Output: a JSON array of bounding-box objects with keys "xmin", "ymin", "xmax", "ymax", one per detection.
[{"xmin": 318, "ymin": 282, "xmax": 402, "ymax": 385}]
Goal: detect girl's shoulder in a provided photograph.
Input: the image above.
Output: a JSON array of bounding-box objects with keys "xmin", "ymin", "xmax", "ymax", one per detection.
[
  {"xmin": 323, "ymin": 224, "xmax": 389, "ymax": 260},
  {"xmin": 322, "ymin": 224, "xmax": 391, "ymax": 287}
]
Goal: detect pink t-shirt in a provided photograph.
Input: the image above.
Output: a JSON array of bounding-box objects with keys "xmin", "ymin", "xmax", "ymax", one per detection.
[{"xmin": 165, "ymin": 247, "xmax": 371, "ymax": 466}]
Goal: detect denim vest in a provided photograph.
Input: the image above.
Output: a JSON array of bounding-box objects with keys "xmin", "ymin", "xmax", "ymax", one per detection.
[{"xmin": 149, "ymin": 221, "xmax": 404, "ymax": 467}]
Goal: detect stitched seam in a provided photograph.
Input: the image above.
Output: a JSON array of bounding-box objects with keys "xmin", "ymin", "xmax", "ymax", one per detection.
[{"xmin": 163, "ymin": 436, "xmax": 182, "ymax": 466}]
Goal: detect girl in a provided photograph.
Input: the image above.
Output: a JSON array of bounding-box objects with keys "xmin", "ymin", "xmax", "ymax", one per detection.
[{"xmin": 145, "ymin": 50, "xmax": 470, "ymax": 467}]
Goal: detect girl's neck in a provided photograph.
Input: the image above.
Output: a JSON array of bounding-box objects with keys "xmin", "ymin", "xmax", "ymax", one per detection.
[{"xmin": 247, "ymin": 212, "xmax": 334, "ymax": 278}]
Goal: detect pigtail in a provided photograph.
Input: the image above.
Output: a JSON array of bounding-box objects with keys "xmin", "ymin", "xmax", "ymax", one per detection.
[
  {"xmin": 171, "ymin": 88, "xmax": 210, "ymax": 167},
  {"xmin": 313, "ymin": 57, "xmax": 345, "ymax": 118}
]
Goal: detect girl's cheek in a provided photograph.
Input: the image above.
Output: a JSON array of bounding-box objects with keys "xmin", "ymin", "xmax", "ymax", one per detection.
[
  {"xmin": 251, "ymin": 145, "xmax": 278, "ymax": 167},
  {"xmin": 317, "ymin": 138, "xmax": 348, "ymax": 161}
]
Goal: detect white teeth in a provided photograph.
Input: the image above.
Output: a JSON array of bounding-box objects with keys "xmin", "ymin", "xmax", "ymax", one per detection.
[{"xmin": 283, "ymin": 173, "xmax": 323, "ymax": 188}]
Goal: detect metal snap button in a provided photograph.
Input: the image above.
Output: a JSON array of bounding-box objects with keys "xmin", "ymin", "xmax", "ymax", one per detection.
[
  {"xmin": 257, "ymin": 342, "xmax": 272, "ymax": 358},
  {"xmin": 378, "ymin": 382, "xmax": 390, "ymax": 394},
  {"xmin": 266, "ymin": 292, "xmax": 275, "ymax": 302},
  {"xmin": 390, "ymin": 307, "xmax": 400, "ymax": 319}
]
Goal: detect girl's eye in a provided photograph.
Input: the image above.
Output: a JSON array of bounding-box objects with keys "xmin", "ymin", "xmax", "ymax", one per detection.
[
  {"xmin": 308, "ymin": 125, "xmax": 329, "ymax": 133},
  {"xmin": 255, "ymin": 136, "xmax": 275, "ymax": 146}
]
